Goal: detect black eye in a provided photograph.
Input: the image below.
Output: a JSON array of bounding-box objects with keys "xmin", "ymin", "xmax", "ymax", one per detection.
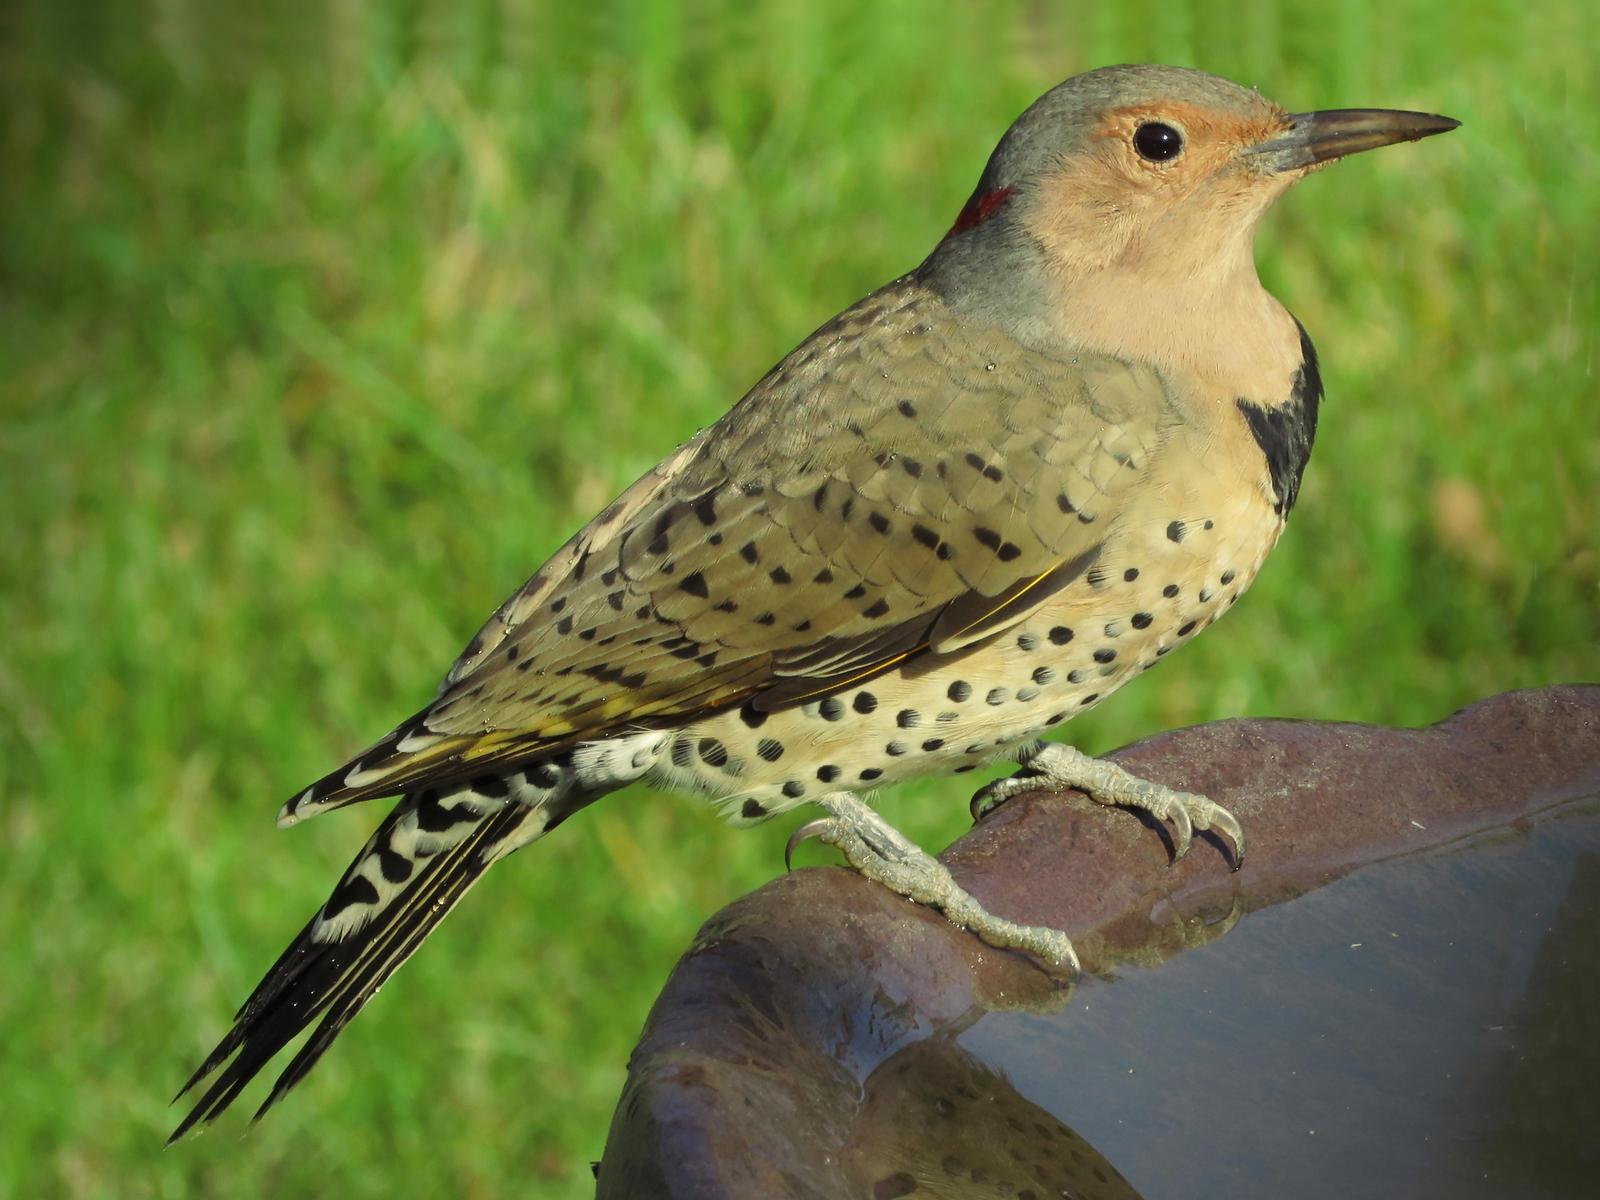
[{"xmin": 1133, "ymin": 122, "xmax": 1183, "ymax": 162}]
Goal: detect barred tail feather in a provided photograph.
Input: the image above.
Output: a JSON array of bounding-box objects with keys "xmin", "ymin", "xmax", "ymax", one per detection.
[{"xmin": 171, "ymin": 780, "xmax": 557, "ymax": 1142}]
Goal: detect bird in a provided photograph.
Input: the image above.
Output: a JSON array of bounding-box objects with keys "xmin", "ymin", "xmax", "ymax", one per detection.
[{"xmin": 171, "ymin": 64, "xmax": 1457, "ymax": 1139}]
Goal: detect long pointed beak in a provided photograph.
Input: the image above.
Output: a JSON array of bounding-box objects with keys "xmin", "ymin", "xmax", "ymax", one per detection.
[{"xmin": 1251, "ymin": 108, "xmax": 1460, "ymax": 172}]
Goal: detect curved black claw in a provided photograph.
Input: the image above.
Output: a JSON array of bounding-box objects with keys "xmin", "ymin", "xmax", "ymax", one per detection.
[
  {"xmin": 784, "ymin": 817, "xmax": 836, "ymax": 871},
  {"xmin": 1166, "ymin": 802, "xmax": 1195, "ymax": 864},
  {"xmin": 1217, "ymin": 809, "xmax": 1247, "ymax": 872},
  {"xmin": 968, "ymin": 769, "xmax": 1042, "ymax": 825}
]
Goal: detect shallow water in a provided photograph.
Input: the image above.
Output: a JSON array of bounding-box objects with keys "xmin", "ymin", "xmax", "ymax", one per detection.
[{"xmin": 856, "ymin": 795, "xmax": 1600, "ymax": 1199}]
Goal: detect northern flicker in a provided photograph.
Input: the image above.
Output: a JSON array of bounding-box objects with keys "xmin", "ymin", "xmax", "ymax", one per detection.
[{"xmin": 171, "ymin": 65, "xmax": 1457, "ymax": 1137}]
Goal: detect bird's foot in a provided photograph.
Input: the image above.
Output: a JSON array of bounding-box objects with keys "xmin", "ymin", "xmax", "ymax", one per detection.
[
  {"xmin": 971, "ymin": 741, "xmax": 1245, "ymax": 868},
  {"xmin": 787, "ymin": 790, "xmax": 1079, "ymax": 973}
]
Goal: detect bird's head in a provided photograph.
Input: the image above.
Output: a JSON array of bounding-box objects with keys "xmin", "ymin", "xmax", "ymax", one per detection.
[{"xmin": 928, "ymin": 65, "xmax": 1457, "ymax": 368}]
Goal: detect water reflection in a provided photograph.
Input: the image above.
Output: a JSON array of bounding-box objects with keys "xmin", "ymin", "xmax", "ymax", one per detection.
[
  {"xmin": 844, "ymin": 1028, "xmax": 1142, "ymax": 1199},
  {"xmin": 599, "ymin": 791, "xmax": 1600, "ymax": 1198},
  {"xmin": 1480, "ymin": 849, "xmax": 1600, "ymax": 1189},
  {"xmin": 944, "ymin": 796, "xmax": 1600, "ymax": 1199}
]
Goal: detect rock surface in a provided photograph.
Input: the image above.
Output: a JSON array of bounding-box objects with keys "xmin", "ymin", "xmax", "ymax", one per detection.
[{"xmin": 596, "ymin": 686, "xmax": 1600, "ymax": 1198}]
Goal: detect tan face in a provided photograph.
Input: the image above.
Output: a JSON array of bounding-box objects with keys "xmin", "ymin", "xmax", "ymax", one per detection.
[{"xmin": 1023, "ymin": 98, "xmax": 1302, "ymax": 284}]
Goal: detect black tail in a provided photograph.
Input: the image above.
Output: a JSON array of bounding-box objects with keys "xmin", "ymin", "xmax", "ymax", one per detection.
[{"xmin": 170, "ymin": 789, "xmax": 544, "ymax": 1141}]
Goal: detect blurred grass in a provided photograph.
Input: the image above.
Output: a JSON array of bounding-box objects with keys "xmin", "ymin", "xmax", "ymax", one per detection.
[{"xmin": 2, "ymin": 0, "xmax": 1596, "ymax": 1195}]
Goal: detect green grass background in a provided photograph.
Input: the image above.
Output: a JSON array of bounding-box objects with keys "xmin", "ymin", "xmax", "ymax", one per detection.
[{"xmin": 3, "ymin": 0, "xmax": 1595, "ymax": 1195}]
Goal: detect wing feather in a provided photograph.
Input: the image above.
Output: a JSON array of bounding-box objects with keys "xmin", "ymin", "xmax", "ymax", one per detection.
[{"xmin": 283, "ymin": 275, "xmax": 1177, "ymax": 819}]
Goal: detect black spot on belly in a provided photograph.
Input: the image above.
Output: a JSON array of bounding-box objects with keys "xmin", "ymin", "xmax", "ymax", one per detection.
[
  {"xmin": 697, "ymin": 738, "xmax": 728, "ymax": 767},
  {"xmin": 781, "ymin": 781, "xmax": 806, "ymax": 799},
  {"xmin": 896, "ymin": 708, "xmax": 920, "ymax": 728},
  {"xmin": 1049, "ymin": 626, "xmax": 1074, "ymax": 645},
  {"xmin": 739, "ymin": 702, "xmax": 768, "ymax": 728},
  {"xmin": 757, "ymin": 738, "xmax": 785, "ymax": 762},
  {"xmin": 1237, "ymin": 320, "xmax": 1321, "ymax": 515},
  {"xmin": 817, "ymin": 765, "xmax": 841, "ymax": 783},
  {"xmin": 948, "ymin": 681, "xmax": 972, "ymax": 702},
  {"xmin": 742, "ymin": 799, "xmax": 767, "ymax": 819},
  {"xmin": 921, "ymin": 738, "xmax": 945, "ymax": 752},
  {"xmin": 859, "ymin": 768, "xmax": 883, "ymax": 782},
  {"xmin": 820, "ymin": 698, "xmax": 846, "ymax": 721}
]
